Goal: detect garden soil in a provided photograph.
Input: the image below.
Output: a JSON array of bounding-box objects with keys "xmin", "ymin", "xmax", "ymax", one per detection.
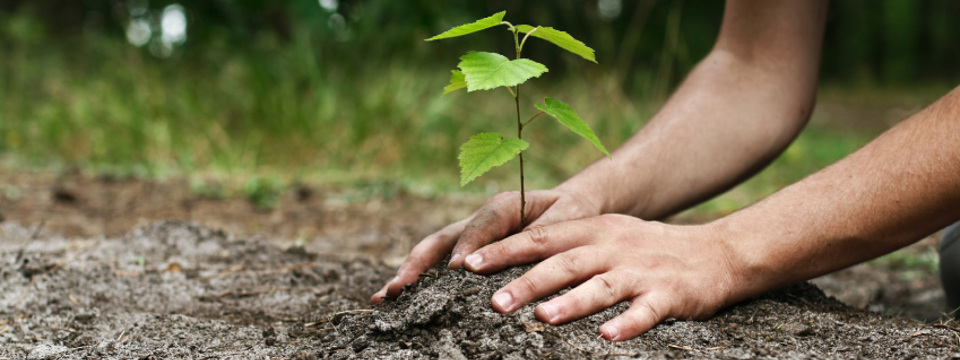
[
  {"xmin": 1, "ymin": 172, "xmax": 958, "ymax": 359},
  {"xmin": 2, "ymin": 220, "xmax": 959, "ymax": 359}
]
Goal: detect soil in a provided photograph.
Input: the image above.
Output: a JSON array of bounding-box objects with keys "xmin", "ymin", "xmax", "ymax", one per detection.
[{"xmin": 1, "ymin": 171, "xmax": 958, "ymax": 359}]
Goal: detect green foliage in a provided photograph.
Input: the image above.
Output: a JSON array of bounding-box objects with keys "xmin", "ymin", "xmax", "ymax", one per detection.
[
  {"xmin": 871, "ymin": 249, "xmax": 939, "ymax": 275},
  {"xmin": 427, "ymin": 11, "xmax": 604, "ymax": 186},
  {"xmin": 189, "ymin": 179, "xmax": 226, "ymax": 200},
  {"xmin": 535, "ymin": 98, "xmax": 610, "ymax": 157},
  {"xmin": 458, "ymin": 133, "xmax": 529, "ymax": 186},
  {"xmin": 425, "ymin": 11, "xmax": 506, "ymax": 41},
  {"xmin": 444, "ymin": 70, "xmax": 467, "ymax": 94},
  {"xmin": 244, "ymin": 177, "xmax": 284, "ymax": 212},
  {"xmin": 427, "ymin": 11, "xmax": 606, "ymax": 224},
  {"xmin": 457, "ymin": 52, "xmax": 548, "ymax": 92},
  {"xmin": 516, "ymin": 25, "xmax": 597, "ymax": 63}
]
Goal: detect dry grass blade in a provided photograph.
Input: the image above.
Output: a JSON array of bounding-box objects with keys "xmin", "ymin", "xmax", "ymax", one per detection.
[
  {"xmin": 217, "ymin": 287, "xmax": 289, "ymax": 298},
  {"xmin": 16, "ymin": 277, "xmax": 37, "ymax": 305},
  {"xmin": 668, "ymin": 344, "xmax": 699, "ymax": 352}
]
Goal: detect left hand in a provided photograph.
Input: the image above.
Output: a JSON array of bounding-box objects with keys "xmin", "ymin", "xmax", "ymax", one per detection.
[{"xmin": 462, "ymin": 214, "xmax": 741, "ymax": 341}]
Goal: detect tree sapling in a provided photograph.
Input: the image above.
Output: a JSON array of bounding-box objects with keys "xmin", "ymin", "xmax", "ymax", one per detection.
[{"xmin": 426, "ymin": 11, "xmax": 610, "ymax": 226}]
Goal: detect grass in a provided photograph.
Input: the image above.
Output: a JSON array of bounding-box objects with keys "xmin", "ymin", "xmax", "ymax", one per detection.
[
  {"xmin": 0, "ymin": 11, "xmax": 950, "ymax": 216},
  {"xmin": 0, "ymin": 12, "xmax": 650, "ymax": 199}
]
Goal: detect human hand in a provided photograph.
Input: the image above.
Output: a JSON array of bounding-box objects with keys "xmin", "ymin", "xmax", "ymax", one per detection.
[
  {"xmin": 461, "ymin": 214, "xmax": 740, "ymax": 341},
  {"xmin": 370, "ymin": 188, "xmax": 601, "ymax": 304}
]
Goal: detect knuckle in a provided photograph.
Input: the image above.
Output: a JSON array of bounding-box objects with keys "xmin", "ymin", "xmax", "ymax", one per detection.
[
  {"xmin": 593, "ymin": 213, "xmax": 627, "ymax": 227},
  {"xmin": 406, "ymin": 244, "xmax": 434, "ymax": 265},
  {"xmin": 634, "ymin": 299, "xmax": 664, "ymax": 326},
  {"xmin": 594, "ymin": 273, "xmax": 619, "ymax": 300},
  {"xmin": 485, "ymin": 241, "xmax": 508, "ymax": 259},
  {"xmin": 516, "ymin": 275, "xmax": 541, "ymax": 295},
  {"xmin": 466, "ymin": 200, "xmax": 515, "ymax": 236},
  {"xmin": 487, "ymin": 192, "xmax": 518, "ymax": 206},
  {"xmin": 526, "ymin": 226, "xmax": 550, "ymax": 247},
  {"xmin": 440, "ymin": 221, "xmax": 465, "ymax": 238},
  {"xmin": 553, "ymin": 252, "xmax": 581, "ymax": 277},
  {"xmin": 460, "ymin": 219, "xmax": 494, "ymax": 246},
  {"xmin": 431, "ymin": 232, "xmax": 453, "ymax": 246}
]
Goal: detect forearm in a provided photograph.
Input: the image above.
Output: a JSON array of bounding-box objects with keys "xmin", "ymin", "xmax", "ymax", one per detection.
[
  {"xmin": 557, "ymin": 52, "xmax": 816, "ymax": 218},
  {"xmin": 557, "ymin": 0, "xmax": 828, "ymax": 219},
  {"xmin": 715, "ymin": 86, "xmax": 960, "ymax": 302}
]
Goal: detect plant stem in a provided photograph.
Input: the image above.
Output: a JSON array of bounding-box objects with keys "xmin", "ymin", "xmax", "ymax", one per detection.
[
  {"xmin": 522, "ymin": 111, "xmax": 545, "ymax": 128},
  {"xmin": 519, "ymin": 26, "xmax": 539, "ymax": 53},
  {"xmin": 513, "ymin": 27, "xmax": 526, "ymax": 228},
  {"xmin": 516, "ymin": 83, "xmax": 526, "ymax": 228}
]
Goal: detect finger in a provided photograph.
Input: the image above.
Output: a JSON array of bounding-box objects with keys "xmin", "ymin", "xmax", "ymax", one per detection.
[
  {"xmin": 534, "ymin": 270, "xmax": 638, "ymax": 325},
  {"xmin": 489, "ymin": 246, "xmax": 608, "ymax": 313},
  {"xmin": 378, "ymin": 218, "xmax": 469, "ymax": 301},
  {"xmin": 449, "ymin": 192, "xmax": 523, "ymax": 268},
  {"xmin": 464, "ymin": 218, "xmax": 597, "ymax": 274},
  {"xmin": 600, "ymin": 292, "xmax": 673, "ymax": 341},
  {"xmin": 370, "ymin": 281, "xmax": 393, "ymax": 305},
  {"xmin": 523, "ymin": 195, "xmax": 589, "ymax": 230}
]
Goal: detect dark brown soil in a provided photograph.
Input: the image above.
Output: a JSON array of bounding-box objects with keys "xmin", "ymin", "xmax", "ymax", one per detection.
[{"xmin": 1, "ymin": 171, "xmax": 957, "ymax": 359}]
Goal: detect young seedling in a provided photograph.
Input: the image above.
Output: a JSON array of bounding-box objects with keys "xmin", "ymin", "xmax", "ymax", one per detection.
[{"xmin": 426, "ymin": 11, "xmax": 610, "ymax": 226}]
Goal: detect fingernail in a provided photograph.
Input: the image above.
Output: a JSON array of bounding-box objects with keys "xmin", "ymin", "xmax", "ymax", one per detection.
[
  {"xmin": 600, "ymin": 323, "xmax": 620, "ymax": 340},
  {"xmin": 492, "ymin": 291, "xmax": 514, "ymax": 312},
  {"xmin": 464, "ymin": 253, "xmax": 483, "ymax": 269},
  {"xmin": 539, "ymin": 303, "xmax": 560, "ymax": 323},
  {"xmin": 448, "ymin": 253, "xmax": 462, "ymax": 267},
  {"xmin": 390, "ymin": 275, "xmax": 400, "ymax": 284}
]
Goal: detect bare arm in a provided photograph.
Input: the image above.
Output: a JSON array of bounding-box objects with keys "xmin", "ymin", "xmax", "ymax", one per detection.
[
  {"xmin": 716, "ymin": 86, "xmax": 960, "ymax": 302},
  {"xmin": 560, "ymin": 0, "xmax": 829, "ymax": 219},
  {"xmin": 462, "ymin": 0, "xmax": 960, "ymax": 337},
  {"xmin": 464, "ymin": 83, "xmax": 960, "ymax": 342}
]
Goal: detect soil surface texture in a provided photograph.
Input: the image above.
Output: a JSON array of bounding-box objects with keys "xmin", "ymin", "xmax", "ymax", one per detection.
[
  {"xmin": 3, "ymin": 221, "xmax": 960, "ymax": 359},
  {"xmin": 0, "ymin": 171, "xmax": 947, "ymax": 322}
]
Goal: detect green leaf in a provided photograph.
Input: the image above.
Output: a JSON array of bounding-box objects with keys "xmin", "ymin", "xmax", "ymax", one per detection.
[
  {"xmin": 426, "ymin": 11, "xmax": 506, "ymax": 41},
  {"xmin": 443, "ymin": 70, "xmax": 467, "ymax": 94},
  {"xmin": 457, "ymin": 52, "xmax": 548, "ymax": 92},
  {"xmin": 459, "ymin": 132, "xmax": 529, "ymax": 186},
  {"xmin": 535, "ymin": 98, "xmax": 610, "ymax": 157},
  {"xmin": 516, "ymin": 25, "xmax": 596, "ymax": 63}
]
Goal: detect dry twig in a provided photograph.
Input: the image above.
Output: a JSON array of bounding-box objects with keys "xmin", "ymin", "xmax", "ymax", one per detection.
[
  {"xmin": 668, "ymin": 344, "xmax": 698, "ymax": 352},
  {"xmin": 16, "ymin": 277, "xmax": 37, "ymax": 305}
]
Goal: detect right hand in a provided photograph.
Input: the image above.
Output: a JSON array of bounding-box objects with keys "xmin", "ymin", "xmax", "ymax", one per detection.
[{"xmin": 370, "ymin": 188, "xmax": 601, "ymax": 304}]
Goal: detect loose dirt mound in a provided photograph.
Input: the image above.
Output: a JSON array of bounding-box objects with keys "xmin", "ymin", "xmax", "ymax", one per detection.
[
  {"xmin": 338, "ymin": 265, "xmax": 959, "ymax": 359},
  {"xmin": 2, "ymin": 221, "xmax": 958, "ymax": 359}
]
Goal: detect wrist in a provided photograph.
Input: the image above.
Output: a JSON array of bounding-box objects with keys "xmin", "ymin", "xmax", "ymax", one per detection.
[{"xmin": 699, "ymin": 217, "xmax": 772, "ymax": 305}]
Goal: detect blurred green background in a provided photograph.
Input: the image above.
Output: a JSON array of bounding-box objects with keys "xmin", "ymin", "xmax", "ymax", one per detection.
[{"xmin": 1, "ymin": 0, "xmax": 958, "ymax": 215}]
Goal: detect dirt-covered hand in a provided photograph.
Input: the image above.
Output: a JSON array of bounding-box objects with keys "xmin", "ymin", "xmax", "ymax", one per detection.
[
  {"xmin": 462, "ymin": 214, "xmax": 738, "ymax": 341},
  {"xmin": 371, "ymin": 188, "xmax": 600, "ymax": 305}
]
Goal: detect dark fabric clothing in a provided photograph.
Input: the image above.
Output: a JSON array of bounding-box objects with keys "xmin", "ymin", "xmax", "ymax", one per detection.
[{"xmin": 940, "ymin": 222, "xmax": 960, "ymax": 314}]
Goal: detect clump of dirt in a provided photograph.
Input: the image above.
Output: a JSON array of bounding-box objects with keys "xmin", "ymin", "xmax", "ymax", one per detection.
[
  {"xmin": 2, "ymin": 221, "xmax": 959, "ymax": 359},
  {"xmin": 332, "ymin": 262, "xmax": 960, "ymax": 359}
]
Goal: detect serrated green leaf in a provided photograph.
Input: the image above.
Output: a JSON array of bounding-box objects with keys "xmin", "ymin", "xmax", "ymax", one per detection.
[
  {"xmin": 457, "ymin": 52, "xmax": 548, "ymax": 92},
  {"xmin": 535, "ymin": 98, "xmax": 610, "ymax": 157},
  {"xmin": 426, "ymin": 11, "xmax": 506, "ymax": 41},
  {"xmin": 443, "ymin": 70, "xmax": 467, "ymax": 94},
  {"xmin": 517, "ymin": 25, "xmax": 596, "ymax": 63},
  {"xmin": 459, "ymin": 132, "xmax": 529, "ymax": 186}
]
